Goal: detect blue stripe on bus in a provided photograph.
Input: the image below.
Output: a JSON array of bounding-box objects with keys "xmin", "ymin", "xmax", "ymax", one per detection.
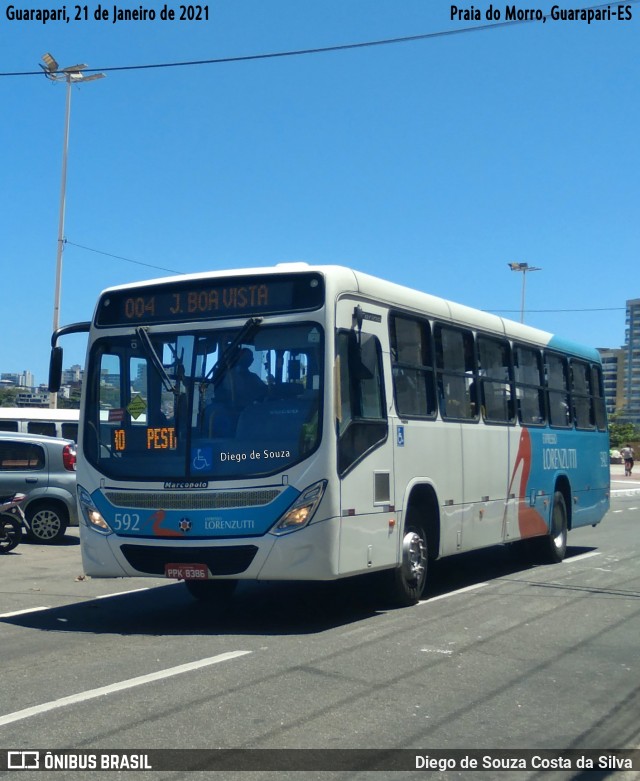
[
  {"xmin": 518, "ymin": 427, "xmax": 609, "ymax": 531},
  {"xmin": 90, "ymin": 485, "xmax": 300, "ymax": 539},
  {"xmin": 546, "ymin": 335, "xmax": 601, "ymax": 362}
]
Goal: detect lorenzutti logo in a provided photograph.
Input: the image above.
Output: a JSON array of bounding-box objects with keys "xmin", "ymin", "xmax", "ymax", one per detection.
[
  {"xmin": 178, "ymin": 518, "xmax": 192, "ymax": 532},
  {"xmin": 542, "ymin": 448, "xmax": 578, "ymax": 470},
  {"xmin": 163, "ymin": 480, "xmax": 208, "ymax": 489},
  {"xmin": 204, "ymin": 519, "xmax": 255, "ymax": 531}
]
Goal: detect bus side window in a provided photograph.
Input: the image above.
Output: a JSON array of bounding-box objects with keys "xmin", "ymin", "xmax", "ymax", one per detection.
[
  {"xmin": 389, "ymin": 315, "xmax": 436, "ymax": 418},
  {"xmin": 513, "ymin": 345, "xmax": 545, "ymax": 425},
  {"xmin": 27, "ymin": 422, "xmax": 57, "ymax": 437},
  {"xmin": 571, "ymin": 359, "xmax": 595, "ymax": 430},
  {"xmin": 434, "ymin": 325, "xmax": 477, "ymax": 420},
  {"xmin": 546, "ymin": 353, "xmax": 571, "ymax": 428},
  {"xmin": 477, "ymin": 335, "xmax": 514, "ymax": 423},
  {"xmin": 336, "ymin": 330, "xmax": 387, "ymax": 475},
  {"xmin": 591, "ymin": 364, "xmax": 607, "ymax": 431}
]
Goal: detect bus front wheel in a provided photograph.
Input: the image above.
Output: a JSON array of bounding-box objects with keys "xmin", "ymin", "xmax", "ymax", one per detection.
[{"xmin": 390, "ymin": 523, "xmax": 428, "ymax": 606}]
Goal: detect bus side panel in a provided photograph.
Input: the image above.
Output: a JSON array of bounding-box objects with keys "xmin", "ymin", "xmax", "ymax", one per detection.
[
  {"xmin": 459, "ymin": 423, "xmax": 512, "ymax": 552},
  {"xmin": 507, "ymin": 427, "xmax": 609, "ymax": 538},
  {"xmin": 391, "ymin": 418, "xmax": 463, "ymax": 559}
]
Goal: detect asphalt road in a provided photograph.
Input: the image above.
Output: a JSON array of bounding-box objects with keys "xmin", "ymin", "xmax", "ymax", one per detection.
[{"xmin": 1, "ymin": 467, "xmax": 639, "ymax": 781}]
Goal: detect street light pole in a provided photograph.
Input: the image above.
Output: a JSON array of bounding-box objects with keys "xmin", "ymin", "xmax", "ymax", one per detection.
[
  {"xmin": 508, "ymin": 262, "xmax": 542, "ymax": 323},
  {"xmin": 40, "ymin": 53, "xmax": 105, "ymax": 407},
  {"xmin": 53, "ymin": 72, "xmax": 72, "ymax": 340}
]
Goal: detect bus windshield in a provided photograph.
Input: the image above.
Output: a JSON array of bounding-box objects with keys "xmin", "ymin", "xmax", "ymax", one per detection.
[{"xmin": 83, "ymin": 322, "xmax": 323, "ymax": 481}]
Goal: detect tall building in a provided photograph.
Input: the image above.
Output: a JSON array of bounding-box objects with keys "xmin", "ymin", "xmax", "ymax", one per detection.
[
  {"xmin": 622, "ymin": 298, "xmax": 640, "ymax": 423},
  {"xmin": 1, "ymin": 370, "xmax": 34, "ymax": 388},
  {"xmin": 597, "ymin": 298, "xmax": 640, "ymax": 424},
  {"xmin": 598, "ymin": 347, "xmax": 625, "ymax": 417},
  {"xmin": 61, "ymin": 364, "xmax": 83, "ymax": 384}
]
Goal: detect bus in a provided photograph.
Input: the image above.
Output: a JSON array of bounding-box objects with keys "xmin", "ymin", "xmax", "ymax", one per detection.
[
  {"xmin": 49, "ymin": 264, "xmax": 609, "ymax": 605},
  {"xmin": 0, "ymin": 407, "xmax": 79, "ymax": 441}
]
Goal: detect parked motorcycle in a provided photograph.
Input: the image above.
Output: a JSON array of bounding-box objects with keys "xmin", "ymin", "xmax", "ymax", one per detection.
[{"xmin": 0, "ymin": 494, "xmax": 27, "ymax": 554}]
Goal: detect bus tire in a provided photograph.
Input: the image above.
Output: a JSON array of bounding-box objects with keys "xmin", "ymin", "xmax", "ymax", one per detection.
[
  {"xmin": 390, "ymin": 521, "xmax": 428, "ymax": 606},
  {"xmin": 538, "ymin": 490, "xmax": 568, "ymax": 564},
  {"xmin": 26, "ymin": 502, "xmax": 68, "ymax": 544},
  {"xmin": 185, "ymin": 579, "xmax": 237, "ymax": 603}
]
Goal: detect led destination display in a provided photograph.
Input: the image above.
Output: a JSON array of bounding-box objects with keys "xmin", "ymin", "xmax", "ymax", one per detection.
[{"xmin": 95, "ymin": 272, "xmax": 325, "ymax": 326}]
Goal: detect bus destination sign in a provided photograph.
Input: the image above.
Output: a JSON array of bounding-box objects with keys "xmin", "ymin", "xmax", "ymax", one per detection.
[{"xmin": 95, "ymin": 272, "xmax": 325, "ymax": 327}]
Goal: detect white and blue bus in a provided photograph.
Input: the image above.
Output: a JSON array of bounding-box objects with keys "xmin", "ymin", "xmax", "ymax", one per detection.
[{"xmin": 49, "ymin": 264, "xmax": 609, "ymax": 605}]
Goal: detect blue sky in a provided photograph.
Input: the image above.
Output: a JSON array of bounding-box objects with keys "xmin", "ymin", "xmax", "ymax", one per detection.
[{"xmin": 2, "ymin": 1, "xmax": 638, "ymax": 385}]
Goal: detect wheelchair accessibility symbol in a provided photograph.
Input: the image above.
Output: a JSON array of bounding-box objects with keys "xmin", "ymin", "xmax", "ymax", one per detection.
[
  {"xmin": 192, "ymin": 447, "xmax": 212, "ymax": 470},
  {"xmin": 397, "ymin": 426, "xmax": 405, "ymax": 447}
]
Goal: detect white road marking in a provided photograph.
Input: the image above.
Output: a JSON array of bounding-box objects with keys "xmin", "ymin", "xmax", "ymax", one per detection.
[
  {"xmin": 565, "ymin": 551, "xmax": 601, "ymax": 563},
  {"xmin": 0, "ymin": 651, "xmax": 251, "ymax": 727},
  {"xmin": 416, "ymin": 551, "xmax": 602, "ymax": 607},
  {"xmin": 0, "ymin": 607, "xmax": 50, "ymax": 618},
  {"xmin": 0, "ymin": 587, "xmax": 157, "ymax": 619},
  {"xmin": 95, "ymin": 588, "xmax": 151, "ymax": 599},
  {"xmin": 418, "ymin": 582, "xmax": 488, "ymax": 605}
]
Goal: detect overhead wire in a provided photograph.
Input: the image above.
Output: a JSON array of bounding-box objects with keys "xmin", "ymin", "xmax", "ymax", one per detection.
[
  {"xmin": 64, "ymin": 240, "xmax": 181, "ymax": 275},
  {"xmin": 64, "ymin": 240, "xmax": 626, "ymax": 314},
  {"xmin": 10, "ymin": 2, "xmax": 636, "ymax": 319},
  {"xmin": 1, "ymin": 1, "xmax": 637, "ymax": 78}
]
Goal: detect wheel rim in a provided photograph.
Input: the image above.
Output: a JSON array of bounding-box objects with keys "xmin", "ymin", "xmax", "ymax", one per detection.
[
  {"xmin": 30, "ymin": 510, "xmax": 62, "ymax": 540},
  {"xmin": 552, "ymin": 503, "xmax": 566, "ymax": 550},
  {"xmin": 401, "ymin": 530, "xmax": 427, "ymax": 585}
]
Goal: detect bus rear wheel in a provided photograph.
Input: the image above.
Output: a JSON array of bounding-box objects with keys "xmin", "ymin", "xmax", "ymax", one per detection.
[
  {"xmin": 185, "ymin": 579, "xmax": 237, "ymax": 603},
  {"xmin": 537, "ymin": 490, "xmax": 568, "ymax": 564},
  {"xmin": 390, "ymin": 523, "xmax": 428, "ymax": 606}
]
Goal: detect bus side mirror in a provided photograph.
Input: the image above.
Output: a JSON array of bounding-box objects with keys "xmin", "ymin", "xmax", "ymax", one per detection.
[{"xmin": 49, "ymin": 346, "xmax": 63, "ymax": 393}]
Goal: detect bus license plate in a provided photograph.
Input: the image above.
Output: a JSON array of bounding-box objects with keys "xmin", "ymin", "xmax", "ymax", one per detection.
[{"xmin": 165, "ymin": 563, "xmax": 209, "ymax": 580}]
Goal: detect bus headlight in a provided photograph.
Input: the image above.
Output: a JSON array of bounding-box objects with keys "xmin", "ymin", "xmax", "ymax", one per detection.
[
  {"xmin": 78, "ymin": 486, "xmax": 112, "ymax": 535},
  {"xmin": 271, "ymin": 480, "xmax": 327, "ymax": 535}
]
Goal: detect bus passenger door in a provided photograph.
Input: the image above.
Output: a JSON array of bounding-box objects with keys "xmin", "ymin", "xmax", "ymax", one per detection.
[{"xmin": 335, "ymin": 303, "xmax": 397, "ymax": 576}]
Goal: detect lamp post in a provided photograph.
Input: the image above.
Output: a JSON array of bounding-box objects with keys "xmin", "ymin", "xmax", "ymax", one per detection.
[
  {"xmin": 40, "ymin": 53, "xmax": 104, "ymax": 407},
  {"xmin": 508, "ymin": 262, "xmax": 541, "ymax": 323}
]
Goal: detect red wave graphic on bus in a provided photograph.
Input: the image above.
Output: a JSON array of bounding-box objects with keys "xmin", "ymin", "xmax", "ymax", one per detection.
[
  {"xmin": 148, "ymin": 509, "xmax": 184, "ymax": 537},
  {"xmin": 508, "ymin": 429, "xmax": 547, "ymax": 538}
]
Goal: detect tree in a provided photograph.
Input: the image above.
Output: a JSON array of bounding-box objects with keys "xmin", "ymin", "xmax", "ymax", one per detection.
[
  {"xmin": 608, "ymin": 414, "xmax": 639, "ymax": 449},
  {"xmin": 0, "ymin": 388, "xmax": 20, "ymax": 407}
]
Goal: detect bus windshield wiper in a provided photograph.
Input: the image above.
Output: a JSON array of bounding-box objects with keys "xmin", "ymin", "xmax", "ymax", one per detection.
[
  {"xmin": 208, "ymin": 317, "xmax": 263, "ymax": 389},
  {"xmin": 135, "ymin": 326, "xmax": 178, "ymax": 395}
]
